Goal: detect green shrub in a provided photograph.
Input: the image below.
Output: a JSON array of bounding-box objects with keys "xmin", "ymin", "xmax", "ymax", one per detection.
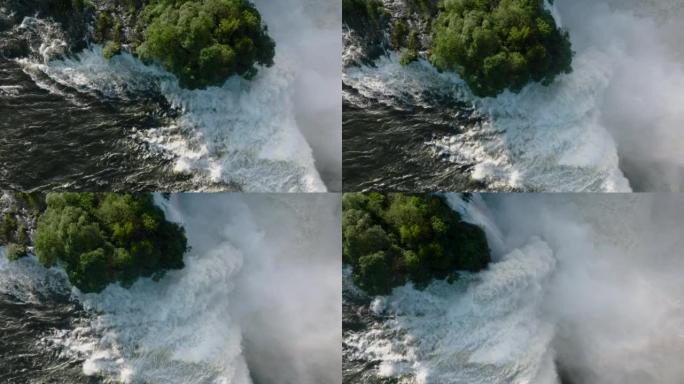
[
  {"xmin": 16, "ymin": 192, "xmax": 45, "ymax": 213},
  {"xmin": 5, "ymin": 244, "xmax": 28, "ymax": 261},
  {"xmin": 430, "ymin": 0, "xmax": 572, "ymax": 97},
  {"xmin": 136, "ymin": 0, "xmax": 276, "ymax": 89},
  {"xmin": 0, "ymin": 213, "xmax": 17, "ymax": 244},
  {"xmin": 390, "ymin": 18, "xmax": 409, "ymax": 49},
  {"xmin": 95, "ymin": 12, "xmax": 113, "ymax": 42},
  {"xmin": 34, "ymin": 193, "xmax": 188, "ymax": 293},
  {"xmin": 342, "ymin": 193, "xmax": 490, "ymax": 295},
  {"xmin": 342, "ymin": 0, "xmax": 386, "ymax": 27},
  {"xmin": 357, "ymin": 251, "xmax": 393, "ymax": 295},
  {"xmin": 15, "ymin": 224, "xmax": 29, "ymax": 246},
  {"xmin": 103, "ymin": 41, "xmax": 122, "ymax": 59},
  {"xmin": 399, "ymin": 29, "xmax": 420, "ymax": 65}
]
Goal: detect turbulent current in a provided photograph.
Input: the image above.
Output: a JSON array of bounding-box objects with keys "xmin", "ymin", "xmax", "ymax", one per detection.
[
  {"xmin": 0, "ymin": 0, "xmax": 340, "ymax": 192},
  {"xmin": 343, "ymin": 193, "xmax": 684, "ymax": 384},
  {"xmin": 343, "ymin": 0, "xmax": 684, "ymax": 192},
  {"xmin": 0, "ymin": 194, "xmax": 341, "ymax": 384}
]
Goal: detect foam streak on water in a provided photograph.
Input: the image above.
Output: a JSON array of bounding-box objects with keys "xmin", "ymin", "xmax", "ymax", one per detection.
[
  {"xmin": 346, "ymin": 194, "xmax": 684, "ymax": 384},
  {"xmin": 343, "ymin": 0, "xmax": 684, "ymax": 192},
  {"xmin": 57, "ymin": 194, "xmax": 341, "ymax": 384},
  {"xmin": 344, "ymin": 50, "xmax": 630, "ymax": 192},
  {"xmin": 22, "ymin": 45, "xmax": 324, "ymax": 192},
  {"xmin": 12, "ymin": 0, "xmax": 329, "ymax": 192}
]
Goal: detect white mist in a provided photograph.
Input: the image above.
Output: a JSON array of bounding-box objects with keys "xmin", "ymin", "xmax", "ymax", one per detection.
[
  {"xmin": 65, "ymin": 194, "xmax": 341, "ymax": 384},
  {"xmin": 350, "ymin": 194, "xmax": 684, "ymax": 384}
]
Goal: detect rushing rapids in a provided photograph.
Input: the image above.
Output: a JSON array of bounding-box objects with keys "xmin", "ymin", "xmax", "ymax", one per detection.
[
  {"xmin": 0, "ymin": 0, "xmax": 340, "ymax": 192},
  {"xmin": 344, "ymin": 193, "xmax": 684, "ymax": 384},
  {"xmin": 0, "ymin": 193, "xmax": 341, "ymax": 384},
  {"xmin": 343, "ymin": 0, "xmax": 684, "ymax": 192}
]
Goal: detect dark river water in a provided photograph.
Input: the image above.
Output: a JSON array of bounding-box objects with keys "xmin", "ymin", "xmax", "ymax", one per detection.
[
  {"xmin": 0, "ymin": 252, "xmax": 95, "ymax": 384},
  {"xmin": 342, "ymin": 98, "xmax": 488, "ymax": 192},
  {"xmin": 0, "ymin": 1, "xmax": 332, "ymax": 193},
  {"xmin": 0, "ymin": 293, "xmax": 96, "ymax": 384},
  {"xmin": 0, "ymin": 58, "xmax": 196, "ymax": 192}
]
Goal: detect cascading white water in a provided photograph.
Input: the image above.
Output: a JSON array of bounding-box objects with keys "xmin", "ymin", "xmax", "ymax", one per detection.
[
  {"xmin": 252, "ymin": 0, "xmax": 342, "ymax": 190},
  {"xmin": 555, "ymin": 0, "xmax": 684, "ymax": 191},
  {"xmin": 52, "ymin": 194, "xmax": 342, "ymax": 384},
  {"xmin": 0, "ymin": 248, "xmax": 70, "ymax": 303},
  {"xmin": 348, "ymin": 194, "xmax": 684, "ymax": 384},
  {"xmin": 344, "ymin": 0, "xmax": 684, "ymax": 192},
  {"xmin": 13, "ymin": 0, "xmax": 340, "ymax": 192}
]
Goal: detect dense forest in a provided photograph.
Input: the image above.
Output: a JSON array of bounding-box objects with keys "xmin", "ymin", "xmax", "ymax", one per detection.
[
  {"xmin": 343, "ymin": 193, "xmax": 490, "ymax": 295},
  {"xmin": 1, "ymin": 193, "xmax": 187, "ymax": 293},
  {"xmin": 50, "ymin": 0, "xmax": 275, "ymax": 88},
  {"xmin": 343, "ymin": 0, "xmax": 573, "ymax": 97}
]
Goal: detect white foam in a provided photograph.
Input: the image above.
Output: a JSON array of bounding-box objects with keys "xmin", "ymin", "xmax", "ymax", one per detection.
[
  {"xmin": 344, "ymin": 50, "xmax": 630, "ymax": 192},
  {"xmin": 15, "ymin": 16, "xmax": 326, "ymax": 192},
  {"xmin": 57, "ymin": 194, "xmax": 341, "ymax": 384},
  {"xmin": 348, "ymin": 238, "xmax": 558, "ymax": 384},
  {"xmin": 350, "ymin": 194, "xmax": 684, "ymax": 384},
  {"xmin": 0, "ymin": 250, "xmax": 70, "ymax": 303},
  {"xmin": 347, "ymin": 0, "xmax": 684, "ymax": 191}
]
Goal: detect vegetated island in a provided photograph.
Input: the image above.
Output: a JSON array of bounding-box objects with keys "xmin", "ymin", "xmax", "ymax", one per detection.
[
  {"xmin": 343, "ymin": 193, "xmax": 490, "ymax": 295},
  {"xmin": 0, "ymin": 192, "xmax": 187, "ymax": 293},
  {"xmin": 46, "ymin": 0, "xmax": 276, "ymax": 89},
  {"xmin": 343, "ymin": 0, "xmax": 573, "ymax": 97}
]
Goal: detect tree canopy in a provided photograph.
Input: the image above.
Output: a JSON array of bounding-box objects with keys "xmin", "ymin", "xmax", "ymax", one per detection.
[
  {"xmin": 343, "ymin": 193, "xmax": 490, "ymax": 295},
  {"xmin": 430, "ymin": 0, "xmax": 572, "ymax": 97},
  {"xmin": 33, "ymin": 193, "xmax": 187, "ymax": 293},
  {"xmin": 342, "ymin": 0, "xmax": 386, "ymax": 28},
  {"xmin": 136, "ymin": 0, "xmax": 276, "ymax": 89}
]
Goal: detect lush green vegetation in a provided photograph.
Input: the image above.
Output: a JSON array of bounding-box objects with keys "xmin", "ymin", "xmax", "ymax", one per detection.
[
  {"xmin": 135, "ymin": 0, "xmax": 276, "ymax": 89},
  {"xmin": 343, "ymin": 193, "xmax": 490, "ymax": 295},
  {"xmin": 32, "ymin": 193, "xmax": 187, "ymax": 293},
  {"xmin": 49, "ymin": 0, "xmax": 88, "ymax": 15},
  {"xmin": 0, "ymin": 193, "xmax": 39, "ymax": 262},
  {"xmin": 342, "ymin": 0, "xmax": 386, "ymax": 28},
  {"xmin": 0, "ymin": 211, "xmax": 29, "ymax": 260},
  {"xmin": 430, "ymin": 0, "xmax": 572, "ymax": 97}
]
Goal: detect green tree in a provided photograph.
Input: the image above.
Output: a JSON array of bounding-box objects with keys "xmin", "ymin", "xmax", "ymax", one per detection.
[
  {"xmin": 342, "ymin": 0, "xmax": 386, "ymax": 28},
  {"xmin": 357, "ymin": 251, "xmax": 393, "ymax": 295},
  {"xmin": 430, "ymin": 0, "xmax": 572, "ymax": 97},
  {"xmin": 136, "ymin": 0, "xmax": 276, "ymax": 89},
  {"xmin": 33, "ymin": 193, "xmax": 187, "ymax": 293},
  {"xmin": 342, "ymin": 193, "xmax": 491, "ymax": 295}
]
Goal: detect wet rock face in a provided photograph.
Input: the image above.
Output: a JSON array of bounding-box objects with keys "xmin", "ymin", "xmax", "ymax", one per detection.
[
  {"xmin": 342, "ymin": 1, "xmax": 390, "ymax": 66},
  {"xmin": 383, "ymin": 0, "xmax": 436, "ymax": 47},
  {"xmin": 88, "ymin": 0, "xmax": 146, "ymax": 49},
  {"xmin": 0, "ymin": 0, "xmax": 144, "ymax": 61},
  {"xmin": 342, "ymin": 0, "xmax": 438, "ymax": 66},
  {"xmin": 0, "ymin": 0, "xmax": 90, "ymax": 59}
]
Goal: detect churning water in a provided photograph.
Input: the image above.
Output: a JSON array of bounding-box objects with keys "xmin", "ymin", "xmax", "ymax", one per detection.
[
  {"xmin": 343, "ymin": 0, "xmax": 684, "ymax": 192},
  {"xmin": 0, "ymin": 0, "xmax": 340, "ymax": 192},
  {"xmin": 344, "ymin": 193, "xmax": 684, "ymax": 384},
  {"xmin": 0, "ymin": 194, "xmax": 341, "ymax": 384}
]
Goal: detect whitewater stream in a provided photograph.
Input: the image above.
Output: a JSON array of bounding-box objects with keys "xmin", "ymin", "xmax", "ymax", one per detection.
[
  {"xmin": 344, "ymin": 193, "xmax": 684, "ymax": 384},
  {"xmin": 0, "ymin": 193, "xmax": 341, "ymax": 384},
  {"xmin": 0, "ymin": 0, "xmax": 340, "ymax": 192},
  {"xmin": 343, "ymin": 0, "xmax": 684, "ymax": 192}
]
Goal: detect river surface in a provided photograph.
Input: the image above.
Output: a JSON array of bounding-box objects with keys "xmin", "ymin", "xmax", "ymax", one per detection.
[
  {"xmin": 343, "ymin": 193, "xmax": 684, "ymax": 384},
  {"xmin": 0, "ymin": 252, "xmax": 96, "ymax": 384},
  {"xmin": 0, "ymin": 0, "xmax": 339, "ymax": 192},
  {"xmin": 343, "ymin": 0, "xmax": 684, "ymax": 192},
  {"xmin": 0, "ymin": 193, "xmax": 341, "ymax": 384}
]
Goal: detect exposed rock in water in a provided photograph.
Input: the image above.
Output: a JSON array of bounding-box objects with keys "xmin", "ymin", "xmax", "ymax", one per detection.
[
  {"xmin": 343, "ymin": 0, "xmax": 438, "ymax": 67},
  {"xmin": 0, "ymin": 0, "xmax": 91, "ymax": 59}
]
